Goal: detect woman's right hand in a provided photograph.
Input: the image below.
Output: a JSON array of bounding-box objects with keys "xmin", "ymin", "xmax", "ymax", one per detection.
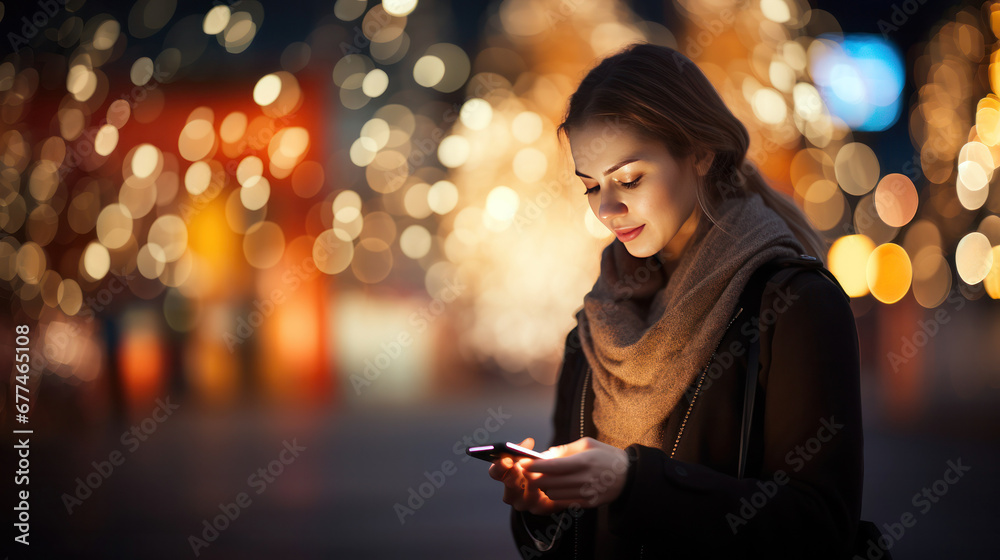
[{"xmin": 488, "ymin": 437, "xmax": 567, "ymax": 515}]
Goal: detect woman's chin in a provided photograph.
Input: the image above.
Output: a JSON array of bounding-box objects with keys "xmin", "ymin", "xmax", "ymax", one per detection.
[{"xmin": 620, "ymin": 240, "xmax": 657, "ymax": 259}]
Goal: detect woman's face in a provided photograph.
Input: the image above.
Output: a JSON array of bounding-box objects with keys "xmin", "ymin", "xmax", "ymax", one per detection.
[{"xmin": 568, "ymin": 122, "xmax": 712, "ymax": 258}]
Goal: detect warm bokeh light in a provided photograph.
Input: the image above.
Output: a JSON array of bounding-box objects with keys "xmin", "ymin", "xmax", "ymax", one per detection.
[
  {"xmin": 95, "ymin": 204, "xmax": 134, "ymax": 250},
  {"xmin": 240, "ymin": 176, "xmax": 271, "ymax": 210},
  {"xmin": 828, "ymin": 234, "xmax": 876, "ymax": 297},
  {"xmin": 985, "ymin": 246, "xmax": 1000, "ymax": 299},
  {"xmin": 95, "ymin": 124, "xmax": 119, "ymax": 156},
  {"xmin": 873, "ymin": 173, "xmax": 918, "ymax": 228},
  {"xmin": 254, "ymin": 73, "xmax": 282, "ymax": 106},
  {"xmin": 911, "ymin": 248, "xmax": 951, "ymax": 309},
  {"xmin": 147, "ymin": 215, "xmax": 188, "ymax": 262},
  {"xmin": 15, "ymin": 242, "xmax": 46, "ymax": 284},
  {"xmin": 512, "ymin": 111, "xmax": 544, "ymax": 143},
  {"xmin": 185, "ymin": 161, "xmax": 213, "ymax": 195},
  {"xmin": 179, "ymin": 117, "xmax": 216, "ymax": 161},
  {"xmin": 383, "ymin": 0, "xmax": 419, "ymax": 17},
  {"xmin": 203, "ymin": 5, "xmax": 231, "ymax": 35},
  {"xmin": 867, "ymin": 243, "xmax": 913, "ymax": 304},
  {"xmin": 485, "ymin": 185, "xmax": 520, "ymax": 225},
  {"xmin": 955, "ymin": 232, "xmax": 994, "ymax": 285},
  {"xmin": 131, "ymin": 143, "xmax": 161, "ymax": 178},
  {"xmin": 413, "ymin": 55, "xmax": 445, "ymax": 88},
  {"xmin": 243, "ymin": 221, "xmax": 286, "ymax": 269},
  {"xmin": 427, "ymin": 180, "xmax": 459, "ymax": 214},
  {"xmin": 834, "ymin": 142, "xmax": 879, "ymax": 196},
  {"xmin": 437, "ymin": 135, "xmax": 470, "ymax": 168},
  {"xmin": 460, "ymin": 98, "xmax": 493, "ymax": 131},
  {"xmin": 82, "ymin": 241, "xmax": 111, "ymax": 281}
]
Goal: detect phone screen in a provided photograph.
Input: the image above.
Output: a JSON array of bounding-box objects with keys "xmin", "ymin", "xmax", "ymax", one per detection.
[{"xmin": 466, "ymin": 442, "xmax": 545, "ymax": 462}]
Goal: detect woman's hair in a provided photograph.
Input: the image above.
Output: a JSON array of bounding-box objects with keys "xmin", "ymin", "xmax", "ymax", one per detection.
[{"xmin": 557, "ymin": 42, "xmax": 828, "ymax": 262}]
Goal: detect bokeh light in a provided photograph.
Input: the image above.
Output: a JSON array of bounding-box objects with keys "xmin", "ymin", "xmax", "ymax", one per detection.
[
  {"xmin": 829, "ymin": 234, "xmax": 876, "ymax": 297},
  {"xmin": 866, "ymin": 243, "xmax": 912, "ymax": 304}
]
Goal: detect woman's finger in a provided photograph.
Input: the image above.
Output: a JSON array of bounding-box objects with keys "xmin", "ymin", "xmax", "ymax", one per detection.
[
  {"xmin": 529, "ymin": 475, "xmax": 592, "ymax": 491},
  {"xmin": 545, "ymin": 437, "xmax": 594, "ymax": 458},
  {"xmin": 487, "ymin": 457, "xmax": 513, "ymax": 482},
  {"xmin": 522, "ymin": 455, "xmax": 587, "ymax": 475},
  {"xmin": 538, "ymin": 487, "xmax": 594, "ymax": 501}
]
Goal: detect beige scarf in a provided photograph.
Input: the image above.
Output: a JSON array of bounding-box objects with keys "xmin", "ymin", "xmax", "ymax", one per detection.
[{"xmin": 576, "ymin": 192, "xmax": 806, "ymax": 450}]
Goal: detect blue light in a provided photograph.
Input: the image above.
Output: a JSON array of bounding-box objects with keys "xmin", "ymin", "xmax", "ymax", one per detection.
[{"xmin": 810, "ymin": 34, "xmax": 905, "ymax": 131}]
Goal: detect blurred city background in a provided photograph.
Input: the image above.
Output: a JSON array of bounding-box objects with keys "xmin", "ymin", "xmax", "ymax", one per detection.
[{"xmin": 0, "ymin": 0, "xmax": 998, "ymax": 558}]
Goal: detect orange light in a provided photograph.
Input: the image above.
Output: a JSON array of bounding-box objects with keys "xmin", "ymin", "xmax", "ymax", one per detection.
[
  {"xmin": 867, "ymin": 243, "xmax": 913, "ymax": 304},
  {"xmin": 119, "ymin": 328, "xmax": 165, "ymax": 407}
]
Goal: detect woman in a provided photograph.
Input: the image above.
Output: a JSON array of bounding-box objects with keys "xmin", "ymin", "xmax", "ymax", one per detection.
[{"xmin": 487, "ymin": 42, "xmax": 864, "ymax": 559}]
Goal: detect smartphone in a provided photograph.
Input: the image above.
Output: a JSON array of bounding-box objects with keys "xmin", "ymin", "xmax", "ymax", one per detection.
[{"xmin": 465, "ymin": 442, "xmax": 546, "ymax": 463}]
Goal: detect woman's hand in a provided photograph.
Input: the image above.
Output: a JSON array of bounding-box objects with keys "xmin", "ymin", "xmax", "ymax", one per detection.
[
  {"xmin": 488, "ymin": 437, "xmax": 576, "ymax": 515},
  {"xmin": 520, "ymin": 437, "xmax": 630, "ymax": 509}
]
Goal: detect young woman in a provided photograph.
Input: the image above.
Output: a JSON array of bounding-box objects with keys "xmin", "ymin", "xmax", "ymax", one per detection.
[{"xmin": 487, "ymin": 42, "xmax": 864, "ymax": 559}]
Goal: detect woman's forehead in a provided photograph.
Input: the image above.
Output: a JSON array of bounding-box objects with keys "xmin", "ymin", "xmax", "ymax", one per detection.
[{"xmin": 569, "ymin": 125, "xmax": 669, "ymax": 171}]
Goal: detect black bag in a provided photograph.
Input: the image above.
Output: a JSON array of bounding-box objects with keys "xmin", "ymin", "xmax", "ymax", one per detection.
[{"xmin": 738, "ymin": 255, "xmax": 893, "ymax": 560}]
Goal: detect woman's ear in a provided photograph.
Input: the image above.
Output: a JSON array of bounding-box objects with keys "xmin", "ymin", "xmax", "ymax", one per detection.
[{"xmin": 693, "ymin": 150, "xmax": 715, "ymax": 176}]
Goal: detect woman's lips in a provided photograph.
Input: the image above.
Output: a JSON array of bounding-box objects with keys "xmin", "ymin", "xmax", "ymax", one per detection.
[{"xmin": 614, "ymin": 224, "xmax": 644, "ymax": 242}]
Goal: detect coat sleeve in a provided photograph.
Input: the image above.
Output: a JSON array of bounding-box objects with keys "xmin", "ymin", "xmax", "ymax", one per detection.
[{"xmin": 605, "ymin": 274, "xmax": 864, "ymax": 558}]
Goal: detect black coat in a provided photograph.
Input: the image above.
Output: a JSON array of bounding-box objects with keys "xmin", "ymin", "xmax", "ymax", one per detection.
[{"xmin": 510, "ymin": 258, "xmax": 864, "ymax": 559}]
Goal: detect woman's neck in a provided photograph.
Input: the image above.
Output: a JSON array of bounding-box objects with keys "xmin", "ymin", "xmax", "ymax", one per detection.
[{"xmin": 657, "ymin": 206, "xmax": 704, "ymax": 276}]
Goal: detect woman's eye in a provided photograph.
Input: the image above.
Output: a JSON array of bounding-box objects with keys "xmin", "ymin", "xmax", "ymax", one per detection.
[
  {"xmin": 619, "ymin": 177, "xmax": 641, "ymax": 188},
  {"xmin": 583, "ymin": 185, "xmax": 599, "ymax": 195}
]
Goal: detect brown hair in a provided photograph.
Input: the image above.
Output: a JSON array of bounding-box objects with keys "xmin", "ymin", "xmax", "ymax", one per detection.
[{"xmin": 557, "ymin": 42, "xmax": 827, "ymax": 262}]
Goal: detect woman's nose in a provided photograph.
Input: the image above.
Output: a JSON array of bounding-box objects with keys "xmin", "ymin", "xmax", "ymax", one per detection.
[{"xmin": 598, "ymin": 189, "xmax": 626, "ymax": 222}]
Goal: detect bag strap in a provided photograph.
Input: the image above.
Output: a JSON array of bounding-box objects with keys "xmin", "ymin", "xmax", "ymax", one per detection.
[{"xmin": 736, "ymin": 254, "xmax": 842, "ymax": 479}]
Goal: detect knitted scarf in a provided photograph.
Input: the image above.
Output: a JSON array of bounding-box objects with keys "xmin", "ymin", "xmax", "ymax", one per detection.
[{"xmin": 575, "ymin": 192, "xmax": 806, "ymax": 450}]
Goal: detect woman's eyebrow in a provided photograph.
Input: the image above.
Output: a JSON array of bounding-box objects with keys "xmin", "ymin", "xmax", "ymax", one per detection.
[{"xmin": 574, "ymin": 158, "xmax": 639, "ymax": 179}]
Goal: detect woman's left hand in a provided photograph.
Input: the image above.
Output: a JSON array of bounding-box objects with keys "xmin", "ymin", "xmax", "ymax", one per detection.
[{"xmin": 520, "ymin": 437, "xmax": 631, "ymax": 509}]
